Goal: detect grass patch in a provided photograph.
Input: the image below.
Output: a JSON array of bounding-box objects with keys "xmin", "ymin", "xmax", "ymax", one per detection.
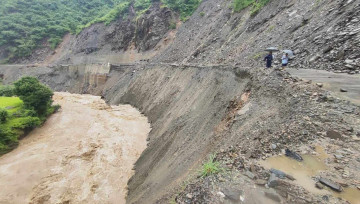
[
  {"xmin": 0, "ymin": 97, "xmax": 43, "ymax": 154},
  {"xmin": 267, "ymin": 25, "xmax": 275, "ymax": 32},
  {"xmin": 233, "ymin": 0, "xmax": 270, "ymax": 16},
  {"xmin": 252, "ymin": 51, "xmax": 266, "ymax": 60},
  {"xmin": 200, "ymin": 154, "xmax": 222, "ymax": 178},
  {"xmin": 0, "ymin": 97, "xmax": 24, "ymax": 154},
  {"xmin": 0, "ymin": 97, "xmax": 23, "ymax": 114}
]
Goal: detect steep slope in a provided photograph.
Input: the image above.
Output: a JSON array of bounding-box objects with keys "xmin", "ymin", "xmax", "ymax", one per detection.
[
  {"xmin": 0, "ymin": 0, "xmax": 127, "ymax": 63},
  {"xmin": 53, "ymin": 2, "xmax": 177, "ymax": 65},
  {"xmin": 0, "ymin": 0, "xmax": 360, "ymax": 203},
  {"xmin": 153, "ymin": 0, "xmax": 360, "ymax": 73},
  {"xmin": 0, "ymin": 64, "xmax": 359, "ymax": 203}
]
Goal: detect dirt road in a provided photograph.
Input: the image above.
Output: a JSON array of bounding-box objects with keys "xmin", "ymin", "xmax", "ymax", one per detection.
[
  {"xmin": 0, "ymin": 92, "xmax": 150, "ymax": 204},
  {"xmin": 287, "ymin": 68, "xmax": 360, "ymax": 105}
]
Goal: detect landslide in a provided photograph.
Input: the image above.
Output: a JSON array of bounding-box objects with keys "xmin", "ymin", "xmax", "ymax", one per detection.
[
  {"xmin": 3, "ymin": 2, "xmax": 178, "ymax": 65},
  {"xmin": 153, "ymin": 0, "xmax": 360, "ymax": 73},
  {"xmin": 0, "ymin": 64, "xmax": 358, "ymax": 203},
  {"xmin": 9, "ymin": 0, "xmax": 359, "ymax": 73},
  {"xmin": 1, "ymin": 0, "xmax": 360, "ymax": 203}
]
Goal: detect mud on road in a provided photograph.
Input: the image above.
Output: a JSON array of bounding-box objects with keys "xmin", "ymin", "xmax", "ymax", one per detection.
[{"xmin": 0, "ymin": 92, "xmax": 150, "ymax": 204}]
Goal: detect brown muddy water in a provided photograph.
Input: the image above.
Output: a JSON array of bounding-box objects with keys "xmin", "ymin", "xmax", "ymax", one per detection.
[
  {"xmin": 259, "ymin": 147, "xmax": 360, "ymax": 204},
  {"xmin": 0, "ymin": 92, "xmax": 151, "ymax": 204}
]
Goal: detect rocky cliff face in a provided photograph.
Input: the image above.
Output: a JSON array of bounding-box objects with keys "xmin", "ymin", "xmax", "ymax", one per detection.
[
  {"xmin": 54, "ymin": 2, "xmax": 176, "ymax": 65},
  {"xmin": 153, "ymin": 0, "xmax": 360, "ymax": 73},
  {"xmin": 8, "ymin": 0, "xmax": 359, "ymax": 73},
  {"xmin": 6, "ymin": 2, "xmax": 176, "ymax": 65}
]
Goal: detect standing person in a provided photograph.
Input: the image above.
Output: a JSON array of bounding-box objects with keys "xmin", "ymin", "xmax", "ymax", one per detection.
[
  {"xmin": 282, "ymin": 53, "xmax": 289, "ymax": 69},
  {"xmin": 264, "ymin": 51, "xmax": 273, "ymax": 68}
]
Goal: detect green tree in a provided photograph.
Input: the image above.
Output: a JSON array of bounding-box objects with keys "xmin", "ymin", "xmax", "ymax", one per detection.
[{"xmin": 13, "ymin": 77, "xmax": 53, "ymax": 116}]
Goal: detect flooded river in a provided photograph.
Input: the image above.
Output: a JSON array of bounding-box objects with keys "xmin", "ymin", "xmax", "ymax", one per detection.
[{"xmin": 0, "ymin": 92, "xmax": 150, "ymax": 204}]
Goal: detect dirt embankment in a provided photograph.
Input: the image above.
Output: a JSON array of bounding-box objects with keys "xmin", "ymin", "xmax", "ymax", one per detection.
[
  {"xmin": 1, "ymin": 64, "xmax": 358, "ymax": 203},
  {"xmin": 0, "ymin": 92, "xmax": 150, "ymax": 204}
]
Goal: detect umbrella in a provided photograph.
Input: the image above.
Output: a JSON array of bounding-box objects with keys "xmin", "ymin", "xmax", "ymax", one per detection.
[
  {"xmin": 265, "ymin": 47, "xmax": 279, "ymax": 52},
  {"xmin": 282, "ymin": 50, "xmax": 294, "ymax": 59}
]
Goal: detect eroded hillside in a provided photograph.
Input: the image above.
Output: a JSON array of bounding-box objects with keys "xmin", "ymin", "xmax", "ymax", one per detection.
[{"xmin": 0, "ymin": 0, "xmax": 359, "ymax": 203}]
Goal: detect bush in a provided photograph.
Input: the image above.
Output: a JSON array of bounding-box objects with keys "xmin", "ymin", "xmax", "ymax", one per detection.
[
  {"xmin": 0, "ymin": 108, "xmax": 8, "ymax": 123},
  {"xmin": 169, "ymin": 22, "xmax": 177, "ymax": 29},
  {"xmin": 11, "ymin": 116, "xmax": 41, "ymax": 129},
  {"xmin": 0, "ymin": 127, "xmax": 18, "ymax": 154},
  {"xmin": 14, "ymin": 77, "xmax": 54, "ymax": 116},
  {"xmin": 0, "ymin": 85, "xmax": 14, "ymax": 97},
  {"xmin": 162, "ymin": 0, "xmax": 202, "ymax": 21},
  {"xmin": 199, "ymin": 11, "xmax": 205, "ymax": 17}
]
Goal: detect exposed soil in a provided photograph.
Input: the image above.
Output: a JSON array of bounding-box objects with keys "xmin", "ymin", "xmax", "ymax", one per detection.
[
  {"xmin": 0, "ymin": 64, "xmax": 359, "ymax": 203},
  {"xmin": 0, "ymin": 92, "xmax": 150, "ymax": 204}
]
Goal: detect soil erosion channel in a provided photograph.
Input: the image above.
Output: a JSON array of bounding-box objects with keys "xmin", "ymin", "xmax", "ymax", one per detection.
[{"xmin": 0, "ymin": 92, "xmax": 150, "ymax": 204}]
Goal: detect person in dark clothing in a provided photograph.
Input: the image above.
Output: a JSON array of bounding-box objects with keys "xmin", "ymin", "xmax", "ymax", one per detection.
[{"xmin": 264, "ymin": 52, "xmax": 273, "ymax": 68}]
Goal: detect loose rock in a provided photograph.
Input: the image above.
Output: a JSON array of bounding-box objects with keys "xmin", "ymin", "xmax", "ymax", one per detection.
[{"xmin": 319, "ymin": 177, "xmax": 343, "ymax": 192}]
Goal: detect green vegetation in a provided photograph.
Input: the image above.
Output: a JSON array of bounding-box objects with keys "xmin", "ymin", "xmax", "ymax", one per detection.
[
  {"xmin": 0, "ymin": 77, "xmax": 59, "ymax": 154},
  {"xmin": 0, "ymin": 0, "xmax": 126, "ymax": 60},
  {"xmin": 199, "ymin": 11, "xmax": 205, "ymax": 17},
  {"xmin": 169, "ymin": 22, "xmax": 177, "ymax": 29},
  {"xmin": 161, "ymin": 0, "xmax": 202, "ymax": 21},
  {"xmin": 0, "ymin": 0, "xmax": 202, "ymax": 60},
  {"xmin": 14, "ymin": 77, "xmax": 54, "ymax": 116},
  {"xmin": 200, "ymin": 154, "xmax": 222, "ymax": 177},
  {"xmin": 267, "ymin": 25, "xmax": 275, "ymax": 32},
  {"xmin": 0, "ymin": 109, "xmax": 8, "ymax": 123},
  {"xmin": 252, "ymin": 52, "xmax": 265, "ymax": 60},
  {"xmin": 233, "ymin": 0, "xmax": 270, "ymax": 15},
  {"xmin": 76, "ymin": 1, "xmax": 132, "ymax": 34}
]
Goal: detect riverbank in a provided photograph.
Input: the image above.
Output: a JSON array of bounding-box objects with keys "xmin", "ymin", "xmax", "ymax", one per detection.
[{"xmin": 0, "ymin": 92, "xmax": 150, "ymax": 204}]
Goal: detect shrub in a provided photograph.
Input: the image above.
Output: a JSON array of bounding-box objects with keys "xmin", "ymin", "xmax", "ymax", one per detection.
[
  {"xmin": 162, "ymin": 0, "xmax": 202, "ymax": 21},
  {"xmin": 0, "ymin": 127, "xmax": 18, "ymax": 153},
  {"xmin": 233, "ymin": 0, "xmax": 270, "ymax": 15},
  {"xmin": 199, "ymin": 11, "xmax": 205, "ymax": 17},
  {"xmin": 14, "ymin": 77, "xmax": 54, "ymax": 116},
  {"xmin": 48, "ymin": 37, "xmax": 63, "ymax": 49},
  {"xmin": 11, "ymin": 116, "xmax": 41, "ymax": 129},
  {"xmin": 0, "ymin": 85, "xmax": 14, "ymax": 97},
  {"xmin": 200, "ymin": 154, "xmax": 222, "ymax": 177},
  {"xmin": 52, "ymin": 104, "xmax": 61, "ymax": 113},
  {"xmin": 0, "ymin": 108, "xmax": 8, "ymax": 123},
  {"xmin": 233, "ymin": 0, "xmax": 254, "ymax": 12},
  {"xmin": 169, "ymin": 22, "xmax": 177, "ymax": 29}
]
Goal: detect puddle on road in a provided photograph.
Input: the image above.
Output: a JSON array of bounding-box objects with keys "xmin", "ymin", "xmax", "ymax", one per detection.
[
  {"xmin": 259, "ymin": 154, "xmax": 327, "ymax": 194},
  {"xmin": 259, "ymin": 146, "xmax": 360, "ymax": 204}
]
